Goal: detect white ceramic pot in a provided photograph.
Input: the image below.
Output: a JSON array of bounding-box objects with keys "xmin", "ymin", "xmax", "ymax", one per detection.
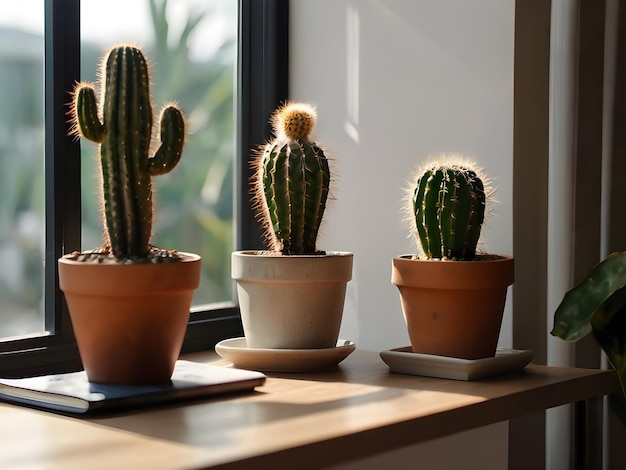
[{"xmin": 232, "ymin": 251, "xmax": 353, "ymax": 349}]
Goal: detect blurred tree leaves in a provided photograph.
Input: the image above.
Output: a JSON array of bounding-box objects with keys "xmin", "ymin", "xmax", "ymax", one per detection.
[{"xmin": 80, "ymin": 0, "xmax": 236, "ymax": 304}]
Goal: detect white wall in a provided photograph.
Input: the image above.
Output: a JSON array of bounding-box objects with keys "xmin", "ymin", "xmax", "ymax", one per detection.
[{"xmin": 290, "ymin": 0, "xmax": 515, "ymax": 352}]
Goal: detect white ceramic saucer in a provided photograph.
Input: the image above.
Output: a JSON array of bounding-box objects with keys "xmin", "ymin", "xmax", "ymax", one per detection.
[
  {"xmin": 380, "ymin": 347, "xmax": 533, "ymax": 381},
  {"xmin": 215, "ymin": 338, "xmax": 356, "ymax": 372}
]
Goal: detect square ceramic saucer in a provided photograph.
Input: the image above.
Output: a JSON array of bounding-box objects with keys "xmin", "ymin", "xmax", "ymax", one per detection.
[{"xmin": 380, "ymin": 347, "xmax": 533, "ymax": 381}]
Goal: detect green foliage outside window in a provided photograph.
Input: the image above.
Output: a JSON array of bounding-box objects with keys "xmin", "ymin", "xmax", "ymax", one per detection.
[{"xmin": 0, "ymin": 0, "xmax": 236, "ymax": 338}]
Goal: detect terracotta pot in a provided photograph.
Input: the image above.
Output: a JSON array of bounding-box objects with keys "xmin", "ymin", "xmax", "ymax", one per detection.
[
  {"xmin": 58, "ymin": 252, "xmax": 201, "ymax": 384},
  {"xmin": 391, "ymin": 254, "xmax": 514, "ymax": 359},
  {"xmin": 232, "ymin": 251, "xmax": 353, "ymax": 349}
]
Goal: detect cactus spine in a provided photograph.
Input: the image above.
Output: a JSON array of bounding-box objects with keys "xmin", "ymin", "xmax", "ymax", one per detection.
[
  {"xmin": 72, "ymin": 45, "xmax": 185, "ymax": 260},
  {"xmin": 254, "ymin": 102, "xmax": 330, "ymax": 255},
  {"xmin": 411, "ymin": 155, "xmax": 489, "ymax": 260}
]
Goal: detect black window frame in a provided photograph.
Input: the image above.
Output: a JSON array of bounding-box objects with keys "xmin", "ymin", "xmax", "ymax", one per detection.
[{"xmin": 0, "ymin": 0, "xmax": 288, "ymax": 377}]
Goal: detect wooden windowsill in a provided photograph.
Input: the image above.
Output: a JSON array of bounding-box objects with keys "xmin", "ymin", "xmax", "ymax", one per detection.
[{"xmin": 0, "ymin": 349, "xmax": 618, "ymax": 469}]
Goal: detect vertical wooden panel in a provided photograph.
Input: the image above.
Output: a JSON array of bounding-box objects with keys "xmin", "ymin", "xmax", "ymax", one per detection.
[
  {"xmin": 513, "ymin": 0, "xmax": 551, "ymax": 366},
  {"xmin": 511, "ymin": 1, "xmax": 551, "ymax": 468},
  {"xmin": 607, "ymin": 3, "xmax": 626, "ymax": 468},
  {"xmin": 609, "ymin": 5, "xmax": 626, "ymax": 253},
  {"xmin": 572, "ymin": 0, "xmax": 605, "ymax": 371}
]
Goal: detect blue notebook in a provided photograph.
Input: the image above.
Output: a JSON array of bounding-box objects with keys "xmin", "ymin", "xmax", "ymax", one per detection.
[{"xmin": 0, "ymin": 360, "xmax": 266, "ymax": 414}]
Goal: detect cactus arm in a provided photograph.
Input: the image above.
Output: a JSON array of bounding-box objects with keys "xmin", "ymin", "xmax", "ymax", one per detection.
[
  {"xmin": 303, "ymin": 144, "xmax": 330, "ymax": 254},
  {"xmin": 439, "ymin": 169, "xmax": 455, "ymax": 258},
  {"xmin": 149, "ymin": 106, "xmax": 186, "ymax": 176},
  {"xmin": 74, "ymin": 85, "xmax": 105, "ymax": 143},
  {"xmin": 422, "ymin": 170, "xmax": 444, "ymax": 259},
  {"xmin": 413, "ymin": 172, "xmax": 430, "ymax": 257},
  {"xmin": 465, "ymin": 174, "xmax": 486, "ymax": 258},
  {"xmin": 273, "ymin": 143, "xmax": 292, "ymax": 252},
  {"xmin": 259, "ymin": 146, "xmax": 277, "ymax": 249},
  {"xmin": 288, "ymin": 142, "xmax": 306, "ymax": 254},
  {"xmin": 447, "ymin": 170, "xmax": 472, "ymax": 259},
  {"xmin": 263, "ymin": 142, "xmax": 291, "ymax": 252}
]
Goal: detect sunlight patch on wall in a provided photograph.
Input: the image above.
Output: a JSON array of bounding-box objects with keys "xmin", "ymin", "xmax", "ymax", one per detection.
[{"xmin": 345, "ymin": 4, "xmax": 360, "ymax": 144}]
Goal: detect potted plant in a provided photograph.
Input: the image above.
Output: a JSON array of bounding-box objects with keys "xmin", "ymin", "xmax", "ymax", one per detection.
[
  {"xmin": 551, "ymin": 253, "xmax": 626, "ymax": 405},
  {"xmin": 231, "ymin": 102, "xmax": 353, "ymax": 350},
  {"xmin": 58, "ymin": 44, "xmax": 201, "ymax": 384},
  {"xmin": 391, "ymin": 154, "xmax": 514, "ymax": 359}
]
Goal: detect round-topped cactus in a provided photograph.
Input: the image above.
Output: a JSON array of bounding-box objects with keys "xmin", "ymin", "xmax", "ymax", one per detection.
[
  {"xmin": 253, "ymin": 102, "xmax": 330, "ymax": 255},
  {"xmin": 71, "ymin": 44, "xmax": 186, "ymax": 261},
  {"xmin": 410, "ymin": 155, "xmax": 491, "ymax": 261}
]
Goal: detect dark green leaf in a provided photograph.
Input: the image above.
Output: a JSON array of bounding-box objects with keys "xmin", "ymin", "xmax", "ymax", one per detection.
[
  {"xmin": 591, "ymin": 288, "xmax": 626, "ymax": 396},
  {"xmin": 551, "ymin": 252, "xmax": 626, "ymax": 341}
]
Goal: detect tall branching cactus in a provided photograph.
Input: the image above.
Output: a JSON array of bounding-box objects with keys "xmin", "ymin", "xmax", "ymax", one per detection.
[
  {"xmin": 71, "ymin": 45, "xmax": 185, "ymax": 260},
  {"xmin": 411, "ymin": 155, "xmax": 490, "ymax": 260},
  {"xmin": 254, "ymin": 102, "xmax": 330, "ymax": 255}
]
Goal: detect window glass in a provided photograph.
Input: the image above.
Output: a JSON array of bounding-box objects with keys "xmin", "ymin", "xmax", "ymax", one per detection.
[
  {"xmin": 0, "ymin": 1, "xmax": 45, "ymax": 337},
  {"xmin": 80, "ymin": 0, "xmax": 237, "ymax": 306},
  {"xmin": 0, "ymin": 0, "xmax": 237, "ymax": 342}
]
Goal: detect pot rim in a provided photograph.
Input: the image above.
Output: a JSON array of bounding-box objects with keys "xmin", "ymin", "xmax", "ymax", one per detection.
[
  {"xmin": 393, "ymin": 253, "xmax": 513, "ymax": 263},
  {"xmin": 233, "ymin": 250, "xmax": 353, "ymax": 258},
  {"xmin": 58, "ymin": 251, "xmax": 201, "ymax": 293},
  {"xmin": 232, "ymin": 250, "xmax": 353, "ymax": 282},
  {"xmin": 392, "ymin": 253, "xmax": 514, "ymax": 289},
  {"xmin": 58, "ymin": 251, "xmax": 200, "ymax": 266}
]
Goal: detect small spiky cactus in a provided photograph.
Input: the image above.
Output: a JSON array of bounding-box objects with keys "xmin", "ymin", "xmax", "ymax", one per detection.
[
  {"xmin": 71, "ymin": 44, "xmax": 185, "ymax": 260},
  {"xmin": 254, "ymin": 102, "xmax": 330, "ymax": 255},
  {"xmin": 410, "ymin": 155, "xmax": 490, "ymax": 260}
]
